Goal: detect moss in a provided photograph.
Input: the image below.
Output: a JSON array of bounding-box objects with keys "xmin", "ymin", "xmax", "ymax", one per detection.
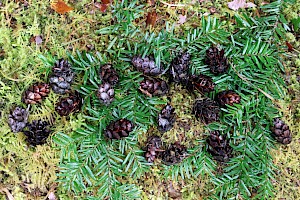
[
  {"xmin": 283, "ymin": 1, "xmax": 300, "ymax": 22},
  {"xmin": 286, "ymin": 32, "xmax": 296, "ymax": 43},
  {"xmin": 295, "ymin": 59, "xmax": 300, "ymax": 68},
  {"xmin": 272, "ymin": 26, "xmax": 300, "ymax": 199}
]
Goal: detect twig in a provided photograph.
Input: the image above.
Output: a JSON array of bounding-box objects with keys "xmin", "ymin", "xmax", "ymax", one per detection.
[
  {"xmin": 0, "ymin": 188, "xmax": 14, "ymax": 200},
  {"xmin": 0, "ymin": 70, "xmax": 38, "ymax": 82},
  {"xmin": 292, "ymin": 48, "xmax": 300, "ymax": 54},
  {"xmin": 160, "ymin": 0, "xmax": 186, "ymax": 6}
]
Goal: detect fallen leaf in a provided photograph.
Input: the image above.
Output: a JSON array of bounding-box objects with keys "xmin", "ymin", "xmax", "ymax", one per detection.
[
  {"xmin": 146, "ymin": 11, "xmax": 157, "ymax": 27},
  {"xmin": 102, "ymin": 0, "xmax": 111, "ymax": 3},
  {"xmin": 100, "ymin": 4, "xmax": 108, "ymax": 12},
  {"xmin": 209, "ymin": 6, "xmax": 217, "ymax": 14},
  {"xmin": 86, "ymin": 44, "xmax": 94, "ymax": 51},
  {"xmin": 177, "ymin": 15, "xmax": 187, "ymax": 25},
  {"xmin": 286, "ymin": 41, "xmax": 294, "ymax": 52},
  {"xmin": 228, "ymin": 0, "xmax": 256, "ymax": 11},
  {"xmin": 51, "ymin": 0, "xmax": 73, "ymax": 14},
  {"xmin": 48, "ymin": 192, "xmax": 56, "ymax": 200},
  {"xmin": 95, "ymin": 2, "xmax": 110, "ymax": 13},
  {"xmin": 30, "ymin": 35, "xmax": 43, "ymax": 45},
  {"xmin": 0, "ymin": 49, "xmax": 5, "ymax": 59},
  {"xmin": 167, "ymin": 181, "xmax": 181, "ymax": 199}
]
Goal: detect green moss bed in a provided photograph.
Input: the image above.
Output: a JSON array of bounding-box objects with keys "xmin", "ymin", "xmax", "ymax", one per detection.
[{"xmin": 0, "ymin": 0, "xmax": 300, "ymax": 199}]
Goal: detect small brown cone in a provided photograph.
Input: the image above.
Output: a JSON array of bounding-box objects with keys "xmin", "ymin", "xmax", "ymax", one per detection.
[
  {"xmin": 99, "ymin": 64, "xmax": 119, "ymax": 86},
  {"xmin": 144, "ymin": 136, "xmax": 163, "ymax": 163},
  {"xmin": 185, "ymin": 74, "xmax": 215, "ymax": 94},
  {"xmin": 193, "ymin": 98, "xmax": 220, "ymax": 125},
  {"xmin": 157, "ymin": 104, "xmax": 176, "ymax": 133},
  {"xmin": 55, "ymin": 93, "xmax": 82, "ymax": 116},
  {"xmin": 132, "ymin": 55, "xmax": 162, "ymax": 76},
  {"xmin": 49, "ymin": 58, "xmax": 75, "ymax": 95},
  {"xmin": 8, "ymin": 106, "xmax": 29, "ymax": 133},
  {"xmin": 216, "ymin": 90, "xmax": 241, "ymax": 107},
  {"xmin": 139, "ymin": 77, "xmax": 169, "ymax": 97},
  {"xmin": 22, "ymin": 83, "xmax": 50, "ymax": 104},
  {"xmin": 207, "ymin": 131, "xmax": 233, "ymax": 162},
  {"xmin": 162, "ymin": 142, "xmax": 187, "ymax": 165},
  {"xmin": 170, "ymin": 52, "xmax": 191, "ymax": 83},
  {"xmin": 105, "ymin": 119, "xmax": 134, "ymax": 140},
  {"xmin": 205, "ymin": 46, "xmax": 229, "ymax": 75},
  {"xmin": 23, "ymin": 120, "xmax": 52, "ymax": 146},
  {"xmin": 97, "ymin": 83, "xmax": 114, "ymax": 105},
  {"xmin": 271, "ymin": 118, "xmax": 292, "ymax": 144}
]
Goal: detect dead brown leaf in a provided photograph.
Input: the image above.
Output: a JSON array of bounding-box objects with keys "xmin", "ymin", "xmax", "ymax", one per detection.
[
  {"xmin": 95, "ymin": 1, "xmax": 110, "ymax": 13},
  {"xmin": 51, "ymin": 0, "xmax": 73, "ymax": 14},
  {"xmin": 0, "ymin": 49, "xmax": 5, "ymax": 59},
  {"xmin": 100, "ymin": 4, "xmax": 108, "ymax": 12},
  {"xmin": 286, "ymin": 41, "xmax": 294, "ymax": 52},
  {"xmin": 102, "ymin": 0, "xmax": 111, "ymax": 4},
  {"xmin": 146, "ymin": 11, "xmax": 157, "ymax": 27}
]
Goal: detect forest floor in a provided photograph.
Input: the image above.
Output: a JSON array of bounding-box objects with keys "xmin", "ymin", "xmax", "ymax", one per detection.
[{"xmin": 0, "ymin": 0, "xmax": 299, "ymax": 199}]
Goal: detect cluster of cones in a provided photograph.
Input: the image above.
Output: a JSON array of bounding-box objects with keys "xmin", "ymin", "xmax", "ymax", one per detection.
[
  {"xmin": 95, "ymin": 64, "xmax": 135, "ymax": 140},
  {"xmin": 8, "ymin": 59, "xmax": 82, "ymax": 146},
  {"xmin": 132, "ymin": 46, "xmax": 292, "ymax": 163},
  {"xmin": 130, "ymin": 47, "xmax": 235, "ymax": 162},
  {"xmin": 144, "ymin": 104, "xmax": 187, "ymax": 165},
  {"xmin": 8, "ymin": 46, "xmax": 292, "ymax": 156}
]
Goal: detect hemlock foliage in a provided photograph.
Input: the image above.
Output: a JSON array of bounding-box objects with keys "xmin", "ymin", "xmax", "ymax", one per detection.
[{"xmin": 39, "ymin": 0, "xmax": 290, "ymax": 199}]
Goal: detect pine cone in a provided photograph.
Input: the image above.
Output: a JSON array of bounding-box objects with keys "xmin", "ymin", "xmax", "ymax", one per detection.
[
  {"xmin": 271, "ymin": 118, "xmax": 292, "ymax": 144},
  {"xmin": 99, "ymin": 64, "xmax": 119, "ymax": 86},
  {"xmin": 22, "ymin": 83, "xmax": 50, "ymax": 104},
  {"xmin": 55, "ymin": 93, "xmax": 82, "ymax": 116},
  {"xmin": 207, "ymin": 131, "xmax": 233, "ymax": 162},
  {"xmin": 170, "ymin": 52, "xmax": 190, "ymax": 83},
  {"xmin": 144, "ymin": 136, "xmax": 163, "ymax": 163},
  {"xmin": 162, "ymin": 142, "xmax": 187, "ymax": 165},
  {"xmin": 185, "ymin": 74, "xmax": 215, "ymax": 94},
  {"xmin": 105, "ymin": 119, "xmax": 134, "ymax": 139},
  {"xmin": 97, "ymin": 83, "xmax": 114, "ymax": 105},
  {"xmin": 49, "ymin": 58, "xmax": 75, "ymax": 94},
  {"xmin": 23, "ymin": 120, "xmax": 52, "ymax": 146},
  {"xmin": 132, "ymin": 55, "xmax": 162, "ymax": 76},
  {"xmin": 8, "ymin": 106, "xmax": 29, "ymax": 133},
  {"xmin": 158, "ymin": 104, "xmax": 176, "ymax": 133},
  {"xmin": 139, "ymin": 77, "xmax": 169, "ymax": 97},
  {"xmin": 193, "ymin": 98, "xmax": 220, "ymax": 124},
  {"xmin": 216, "ymin": 90, "xmax": 241, "ymax": 107},
  {"xmin": 205, "ymin": 47, "xmax": 229, "ymax": 75}
]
